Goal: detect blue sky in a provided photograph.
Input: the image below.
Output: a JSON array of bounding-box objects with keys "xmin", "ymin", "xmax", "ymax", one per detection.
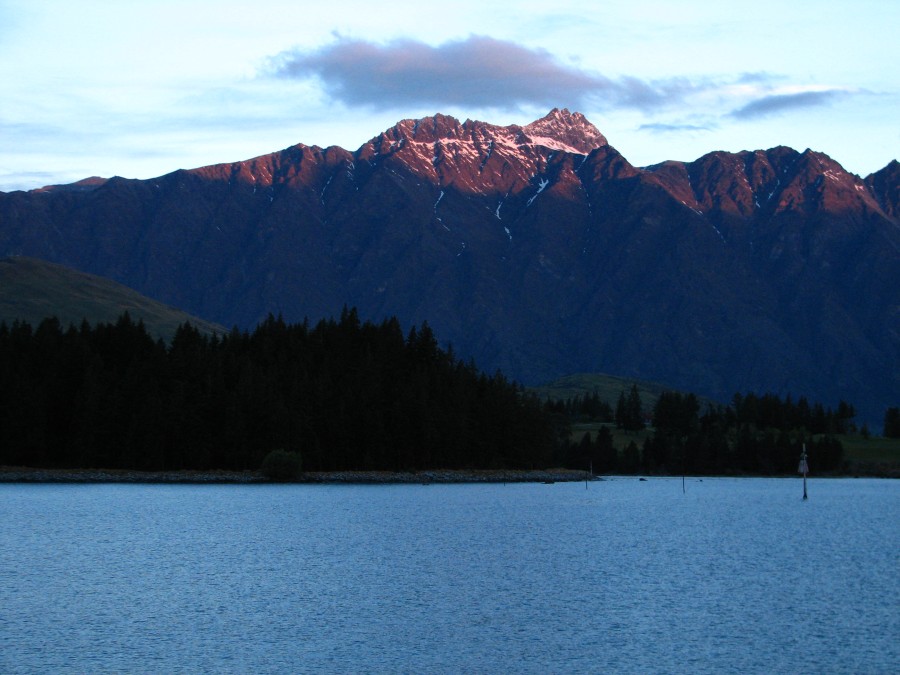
[{"xmin": 1, "ymin": 0, "xmax": 897, "ymax": 191}]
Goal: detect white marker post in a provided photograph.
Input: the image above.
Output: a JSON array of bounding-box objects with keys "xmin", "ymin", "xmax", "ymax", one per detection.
[{"xmin": 798, "ymin": 444, "xmax": 809, "ymax": 501}]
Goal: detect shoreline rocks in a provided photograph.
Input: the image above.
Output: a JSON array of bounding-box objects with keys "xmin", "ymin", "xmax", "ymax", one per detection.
[{"xmin": 0, "ymin": 466, "xmax": 592, "ymax": 485}]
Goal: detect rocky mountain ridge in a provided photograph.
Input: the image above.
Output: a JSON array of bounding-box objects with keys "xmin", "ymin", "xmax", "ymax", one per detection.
[{"xmin": 1, "ymin": 109, "xmax": 897, "ymax": 426}]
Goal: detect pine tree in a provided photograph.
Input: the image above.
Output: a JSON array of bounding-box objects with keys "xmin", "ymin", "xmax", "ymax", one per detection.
[
  {"xmin": 615, "ymin": 391, "xmax": 627, "ymax": 429},
  {"xmin": 624, "ymin": 385, "xmax": 645, "ymax": 431},
  {"xmin": 884, "ymin": 407, "xmax": 900, "ymax": 438}
]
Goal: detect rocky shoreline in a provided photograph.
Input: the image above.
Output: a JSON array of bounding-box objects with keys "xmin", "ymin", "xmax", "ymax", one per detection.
[{"xmin": 0, "ymin": 466, "xmax": 592, "ymax": 484}]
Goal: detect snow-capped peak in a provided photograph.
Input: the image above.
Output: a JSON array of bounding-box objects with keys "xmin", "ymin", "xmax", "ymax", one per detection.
[
  {"xmin": 521, "ymin": 108, "xmax": 607, "ymax": 154},
  {"xmin": 358, "ymin": 109, "xmax": 610, "ymax": 192},
  {"xmin": 372, "ymin": 109, "xmax": 607, "ymax": 156}
]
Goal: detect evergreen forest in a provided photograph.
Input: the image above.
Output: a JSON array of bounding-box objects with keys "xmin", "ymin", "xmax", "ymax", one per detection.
[
  {"xmin": 0, "ymin": 309, "xmax": 868, "ymax": 476},
  {"xmin": 553, "ymin": 387, "xmax": 852, "ymax": 475},
  {"xmin": 0, "ymin": 310, "xmax": 555, "ymax": 472}
]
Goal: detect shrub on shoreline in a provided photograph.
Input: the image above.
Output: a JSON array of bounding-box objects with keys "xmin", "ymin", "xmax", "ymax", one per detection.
[{"xmin": 260, "ymin": 449, "xmax": 302, "ymax": 481}]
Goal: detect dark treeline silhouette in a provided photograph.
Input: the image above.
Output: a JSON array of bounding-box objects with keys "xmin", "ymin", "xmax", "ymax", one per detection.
[
  {"xmin": 549, "ymin": 391, "xmax": 614, "ymax": 424},
  {"xmin": 615, "ymin": 385, "xmax": 646, "ymax": 431},
  {"xmin": 0, "ymin": 309, "xmax": 556, "ymax": 472},
  {"xmin": 556, "ymin": 389, "xmax": 851, "ymax": 475},
  {"xmin": 1, "ymin": 309, "xmax": 868, "ymax": 477}
]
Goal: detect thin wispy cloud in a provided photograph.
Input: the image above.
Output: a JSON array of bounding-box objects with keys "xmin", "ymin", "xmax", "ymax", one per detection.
[
  {"xmin": 639, "ymin": 122, "xmax": 712, "ymax": 133},
  {"xmin": 729, "ymin": 89, "xmax": 848, "ymax": 120},
  {"xmin": 735, "ymin": 72, "xmax": 783, "ymax": 85},
  {"xmin": 267, "ymin": 35, "xmax": 704, "ymax": 112}
]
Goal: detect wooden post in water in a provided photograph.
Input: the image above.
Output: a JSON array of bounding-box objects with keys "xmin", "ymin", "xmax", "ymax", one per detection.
[{"xmin": 798, "ymin": 444, "xmax": 809, "ymax": 501}]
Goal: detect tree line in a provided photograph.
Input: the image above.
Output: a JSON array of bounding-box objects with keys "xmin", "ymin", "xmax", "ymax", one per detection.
[
  {"xmin": 0, "ymin": 310, "xmax": 556, "ymax": 472},
  {"xmin": 555, "ymin": 387, "xmax": 853, "ymax": 475},
  {"xmin": 1, "ymin": 309, "xmax": 878, "ymax": 476}
]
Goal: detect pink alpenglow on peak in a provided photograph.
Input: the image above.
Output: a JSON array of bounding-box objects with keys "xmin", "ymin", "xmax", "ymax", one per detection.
[{"xmin": 522, "ymin": 108, "xmax": 608, "ymax": 154}]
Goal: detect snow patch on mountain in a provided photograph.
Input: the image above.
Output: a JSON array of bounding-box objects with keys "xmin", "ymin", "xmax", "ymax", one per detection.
[{"xmin": 527, "ymin": 178, "xmax": 550, "ymax": 206}]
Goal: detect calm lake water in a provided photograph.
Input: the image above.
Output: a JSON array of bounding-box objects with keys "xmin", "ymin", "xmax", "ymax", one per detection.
[{"xmin": 1, "ymin": 477, "xmax": 897, "ymax": 674}]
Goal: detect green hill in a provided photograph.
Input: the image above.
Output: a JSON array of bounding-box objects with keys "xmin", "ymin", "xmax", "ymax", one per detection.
[{"xmin": 0, "ymin": 256, "xmax": 226, "ymax": 341}]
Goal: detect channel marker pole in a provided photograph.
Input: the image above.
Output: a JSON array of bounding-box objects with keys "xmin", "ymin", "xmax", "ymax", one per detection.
[{"xmin": 798, "ymin": 444, "xmax": 809, "ymax": 501}]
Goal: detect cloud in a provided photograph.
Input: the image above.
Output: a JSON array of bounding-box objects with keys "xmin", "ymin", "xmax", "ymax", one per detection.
[
  {"xmin": 735, "ymin": 72, "xmax": 783, "ymax": 85},
  {"xmin": 638, "ymin": 122, "xmax": 712, "ymax": 133},
  {"xmin": 0, "ymin": 171, "xmax": 62, "ymax": 192},
  {"xmin": 729, "ymin": 89, "xmax": 847, "ymax": 120},
  {"xmin": 267, "ymin": 35, "xmax": 701, "ymax": 112}
]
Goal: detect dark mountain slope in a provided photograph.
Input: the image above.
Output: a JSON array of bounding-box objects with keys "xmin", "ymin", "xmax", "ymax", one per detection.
[{"xmin": 866, "ymin": 159, "xmax": 900, "ymax": 219}]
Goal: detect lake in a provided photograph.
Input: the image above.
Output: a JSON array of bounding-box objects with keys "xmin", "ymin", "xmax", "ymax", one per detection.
[{"xmin": 1, "ymin": 477, "xmax": 897, "ymax": 673}]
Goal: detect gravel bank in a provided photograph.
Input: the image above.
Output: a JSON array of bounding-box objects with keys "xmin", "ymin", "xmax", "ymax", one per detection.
[{"xmin": 0, "ymin": 466, "xmax": 592, "ymax": 484}]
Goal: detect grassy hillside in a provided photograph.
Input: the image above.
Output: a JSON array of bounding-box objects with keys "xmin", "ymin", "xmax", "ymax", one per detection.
[
  {"xmin": 840, "ymin": 434, "xmax": 900, "ymax": 476},
  {"xmin": 0, "ymin": 256, "xmax": 226, "ymax": 341}
]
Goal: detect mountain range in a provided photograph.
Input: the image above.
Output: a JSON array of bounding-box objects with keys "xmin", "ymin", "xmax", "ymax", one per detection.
[{"xmin": 1, "ymin": 109, "xmax": 897, "ymax": 426}]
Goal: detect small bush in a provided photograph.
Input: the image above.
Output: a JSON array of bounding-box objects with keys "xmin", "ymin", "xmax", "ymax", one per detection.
[{"xmin": 260, "ymin": 449, "xmax": 302, "ymax": 481}]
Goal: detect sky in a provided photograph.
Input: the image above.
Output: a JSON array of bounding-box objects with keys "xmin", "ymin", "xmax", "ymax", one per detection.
[{"xmin": 1, "ymin": 0, "xmax": 897, "ymax": 192}]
